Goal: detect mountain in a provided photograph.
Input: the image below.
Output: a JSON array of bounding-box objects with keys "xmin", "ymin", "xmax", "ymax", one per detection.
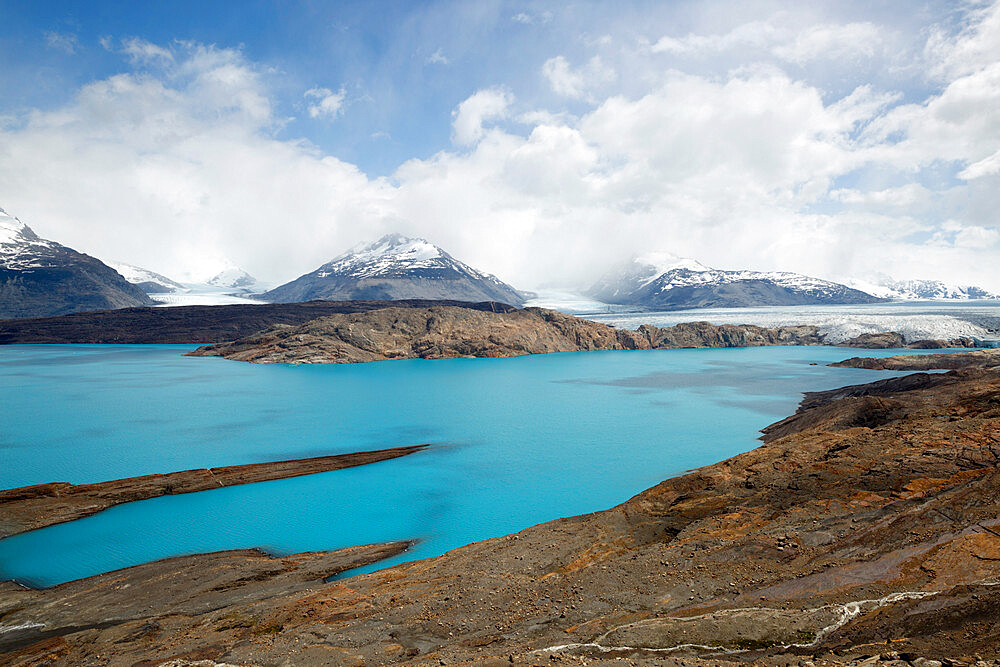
[
  {"xmin": 261, "ymin": 233, "xmax": 527, "ymax": 305},
  {"xmin": 589, "ymin": 253, "xmax": 881, "ymax": 309},
  {"xmin": 845, "ymin": 275, "xmax": 997, "ymax": 301},
  {"xmin": 0, "ymin": 207, "xmax": 154, "ymax": 319},
  {"xmin": 109, "ymin": 262, "xmax": 186, "ymax": 294},
  {"xmin": 205, "ymin": 266, "xmax": 259, "ymax": 291}
]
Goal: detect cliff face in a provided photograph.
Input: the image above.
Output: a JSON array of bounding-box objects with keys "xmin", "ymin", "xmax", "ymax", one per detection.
[
  {"xmin": 6, "ymin": 357, "xmax": 1000, "ymax": 665},
  {"xmin": 186, "ymin": 306, "xmax": 833, "ymax": 364}
]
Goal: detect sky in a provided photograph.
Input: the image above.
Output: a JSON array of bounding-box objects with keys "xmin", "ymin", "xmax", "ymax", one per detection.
[{"xmin": 0, "ymin": 0, "xmax": 998, "ymax": 291}]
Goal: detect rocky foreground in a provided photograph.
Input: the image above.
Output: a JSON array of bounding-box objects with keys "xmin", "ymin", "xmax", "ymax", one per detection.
[
  {"xmin": 0, "ymin": 446, "xmax": 427, "ymax": 539},
  {"xmin": 4, "ymin": 350, "xmax": 1000, "ymax": 665},
  {"xmin": 187, "ymin": 305, "xmax": 975, "ymax": 364}
]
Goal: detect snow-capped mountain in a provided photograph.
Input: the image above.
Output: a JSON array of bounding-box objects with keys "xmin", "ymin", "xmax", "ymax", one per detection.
[
  {"xmin": 109, "ymin": 262, "xmax": 186, "ymax": 294},
  {"xmin": 589, "ymin": 253, "xmax": 881, "ymax": 310},
  {"xmin": 262, "ymin": 233, "xmax": 527, "ymax": 305},
  {"xmin": 845, "ymin": 275, "xmax": 997, "ymax": 301},
  {"xmin": 0, "ymin": 207, "xmax": 153, "ymax": 319},
  {"xmin": 205, "ymin": 266, "xmax": 259, "ymax": 291}
]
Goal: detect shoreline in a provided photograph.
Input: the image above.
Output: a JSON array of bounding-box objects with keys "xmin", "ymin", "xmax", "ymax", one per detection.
[{"xmin": 0, "ymin": 445, "xmax": 428, "ymax": 538}]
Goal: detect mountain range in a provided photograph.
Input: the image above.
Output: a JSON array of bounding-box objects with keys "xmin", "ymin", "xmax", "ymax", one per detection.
[
  {"xmin": 0, "ymin": 208, "xmax": 153, "ymax": 319},
  {"xmin": 261, "ymin": 233, "xmax": 527, "ymax": 305},
  {"xmin": 588, "ymin": 253, "xmax": 882, "ymax": 309},
  {"xmin": 1, "ymin": 204, "xmax": 996, "ymax": 320},
  {"xmin": 845, "ymin": 276, "xmax": 997, "ymax": 301}
]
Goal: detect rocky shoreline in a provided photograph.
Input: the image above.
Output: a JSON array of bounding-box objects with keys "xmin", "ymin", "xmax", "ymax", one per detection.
[
  {"xmin": 188, "ymin": 305, "xmax": 976, "ymax": 365},
  {"xmin": 0, "ymin": 445, "xmax": 427, "ymax": 538},
  {"xmin": 3, "ymin": 350, "xmax": 1000, "ymax": 665}
]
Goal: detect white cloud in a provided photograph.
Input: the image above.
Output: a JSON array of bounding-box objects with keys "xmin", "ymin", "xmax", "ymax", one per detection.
[
  {"xmin": 3, "ymin": 3, "xmax": 1000, "ymax": 293},
  {"xmin": 541, "ymin": 56, "xmax": 615, "ymax": 100},
  {"xmin": 830, "ymin": 184, "xmax": 929, "ymax": 209},
  {"xmin": 649, "ymin": 16, "xmax": 886, "ymax": 66},
  {"xmin": 451, "ymin": 87, "xmax": 512, "ymax": 146},
  {"xmin": 959, "ymin": 149, "xmax": 1000, "ymax": 179},
  {"xmin": 120, "ymin": 37, "xmax": 174, "ymax": 65},
  {"xmin": 511, "ymin": 11, "xmax": 551, "ymax": 25},
  {"xmin": 925, "ymin": 1, "xmax": 1000, "ymax": 80},
  {"xmin": 44, "ymin": 31, "xmax": 79, "ymax": 55},
  {"xmin": 772, "ymin": 22, "xmax": 883, "ymax": 65},
  {"xmin": 426, "ymin": 48, "xmax": 449, "ymax": 65},
  {"xmin": 304, "ymin": 87, "xmax": 346, "ymax": 119}
]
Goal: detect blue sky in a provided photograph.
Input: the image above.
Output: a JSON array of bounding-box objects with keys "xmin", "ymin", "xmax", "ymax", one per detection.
[{"xmin": 1, "ymin": 1, "xmax": 999, "ymax": 289}]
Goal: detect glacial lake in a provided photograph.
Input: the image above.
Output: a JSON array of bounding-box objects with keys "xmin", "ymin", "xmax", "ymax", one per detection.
[{"xmin": 0, "ymin": 344, "xmax": 956, "ymax": 587}]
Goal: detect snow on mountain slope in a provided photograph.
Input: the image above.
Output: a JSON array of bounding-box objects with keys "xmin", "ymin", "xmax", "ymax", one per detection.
[
  {"xmin": 589, "ymin": 254, "xmax": 881, "ymax": 309},
  {"xmin": 262, "ymin": 233, "xmax": 526, "ymax": 305},
  {"xmin": 205, "ymin": 266, "xmax": 258, "ymax": 290},
  {"xmin": 109, "ymin": 262, "xmax": 186, "ymax": 294},
  {"xmin": 0, "ymin": 206, "xmax": 153, "ymax": 318},
  {"xmin": 0, "ymin": 207, "xmax": 57, "ymax": 270},
  {"xmin": 844, "ymin": 276, "xmax": 998, "ymax": 301}
]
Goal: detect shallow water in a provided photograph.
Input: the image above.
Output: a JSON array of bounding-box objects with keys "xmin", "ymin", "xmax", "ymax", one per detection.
[{"xmin": 0, "ymin": 344, "xmax": 959, "ymax": 587}]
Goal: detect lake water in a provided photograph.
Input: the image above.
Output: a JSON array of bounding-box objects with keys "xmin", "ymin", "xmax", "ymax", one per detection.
[{"xmin": 0, "ymin": 344, "xmax": 955, "ymax": 587}]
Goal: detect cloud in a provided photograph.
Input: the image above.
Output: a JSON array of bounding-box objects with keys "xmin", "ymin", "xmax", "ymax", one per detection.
[
  {"xmin": 511, "ymin": 11, "xmax": 551, "ymax": 25},
  {"xmin": 426, "ymin": 48, "xmax": 449, "ymax": 65},
  {"xmin": 3, "ymin": 3, "xmax": 1000, "ymax": 293},
  {"xmin": 451, "ymin": 87, "xmax": 512, "ymax": 146},
  {"xmin": 0, "ymin": 42, "xmax": 378, "ymax": 283},
  {"xmin": 541, "ymin": 56, "xmax": 615, "ymax": 99},
  {"xmin": 649, "ymin": 16, "xmax": 886, "ymax": 66},
  {"xmin": 304, "ymin": 87, "xmax": 346, "ymax": 119},
  {"xmin": 44, "ymin": 31, "xmax": 79, "ymax": 55},
  {"xmin": 120, "ymin": 37, "xmax": 174, "ymax": 65},
  {"xmin": 772, "ymin": 22, "xmax": 883, "ymax": 65},
  {"xmin": 958, "ymin": 149, "xmax": 1000, "ymax": 179}
]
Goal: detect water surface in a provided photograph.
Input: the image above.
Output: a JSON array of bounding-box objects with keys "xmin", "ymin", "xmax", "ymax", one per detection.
[{"xmin": 0, "ymin": 344, "xmax": 959, "ymax": 586}]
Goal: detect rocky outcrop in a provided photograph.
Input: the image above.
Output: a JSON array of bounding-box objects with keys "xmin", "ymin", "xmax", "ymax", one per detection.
[
  {"xmin": 5, "ymin": 360, "xmax": 1000, "ymax": 665},
  {"xmin": 188, "ymin": 306, "xmax": 978, "ymax": 365},
  {"xmin": 0, "ymin": 445, "xmax": 426, "ymax": 538},
  {"xmin": 0, "ymin": 541, "xmax": 412, "ymax": 654},
  {"xmin": 832, "ymin": 348, "xmax": 1000, "ymax": 371},
  {"xmin": 186, "ymin": 307, "xmax": 832, "ymax": 364}
]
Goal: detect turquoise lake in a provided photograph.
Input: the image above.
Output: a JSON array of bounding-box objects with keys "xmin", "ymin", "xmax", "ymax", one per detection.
[{"xmin": 0, "ymin": 344, "xmax": 948, "ymax": 587}]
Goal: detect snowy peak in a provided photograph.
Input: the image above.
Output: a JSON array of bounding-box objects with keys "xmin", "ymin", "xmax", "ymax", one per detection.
[
  {"xmin": 0, "ymin": 206, "xmax": 154, "ymax": 318},
  {"xmin": 0, "ymin": 207, "xmax": 47, "ymax": 250},
  {"xmin": 205, "ymin": 266, "xmax": 258, "ymax": 290},
  {"xmin": 321, "ymin": 233, "xmax": 456, "ymax": 280},
  {"xmin": 338, "ymin": 233, "xmax": 444, "ymax": 264},
  {"xmin": 589, "ymin": 253, "xmax": 881, "ymax": 309},
  {"xmin": 633, "ymin": 251, "xmax": 712, "ymax": 280},
  {"xmin": 844, "ymin": 276, "xmax": 998, "ymax": 301},
  {"xmin": 263, "ymin": 233, "xmax": 526, "ymax": 305}
]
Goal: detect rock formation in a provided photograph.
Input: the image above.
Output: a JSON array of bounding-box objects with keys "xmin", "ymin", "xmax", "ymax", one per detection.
[{"xmin": 188, "ymin": 305, "xmax": 973, "ymax": 365}]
